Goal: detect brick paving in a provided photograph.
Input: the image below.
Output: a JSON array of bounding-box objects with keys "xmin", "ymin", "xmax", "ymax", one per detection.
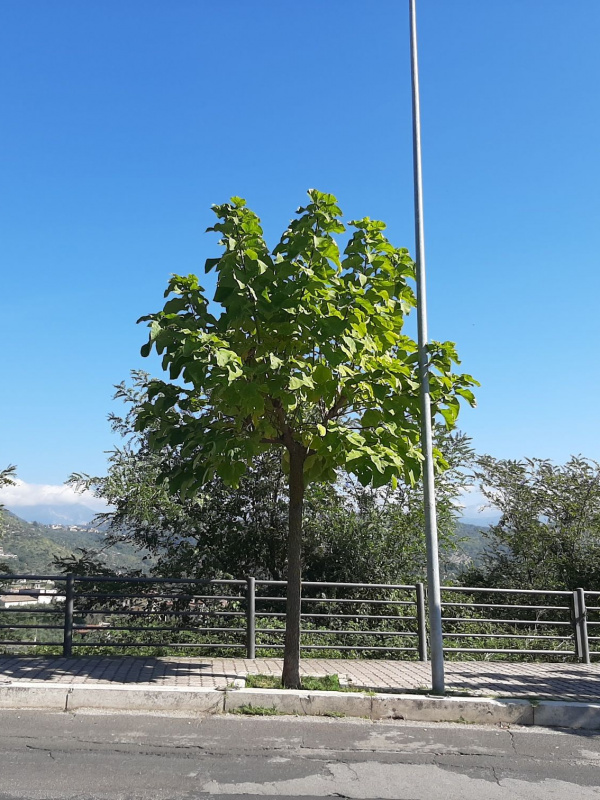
[{"xmin": 1, "ymin": 656, "xmax": 600, "ymax": 700}]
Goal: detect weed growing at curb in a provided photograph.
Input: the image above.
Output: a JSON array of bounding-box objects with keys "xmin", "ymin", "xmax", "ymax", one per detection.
[
  {"xmin": 244, "ymin": 674, "xmax": 282, "ymax": 689},
  {"xmin": 244, "ymin": 673, "xmax": 371, "ymax": 693},
  {"xmin": 232, "ymin": 704, "xmax": 281, "ymax": 716},
  {"xmin": 302, "ymin": 675, "xmax": 344, "ymax": 692}
]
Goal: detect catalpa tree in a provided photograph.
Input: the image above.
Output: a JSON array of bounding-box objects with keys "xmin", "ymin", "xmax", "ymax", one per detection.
[{"xmin": 136, "ymin": 190, "xmax": 477, "ymax": 687}]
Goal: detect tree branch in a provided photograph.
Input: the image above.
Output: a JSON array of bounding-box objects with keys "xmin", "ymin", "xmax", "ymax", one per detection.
[{"xmin": 324, "ymin": 392, "xmax": 347, "ymax": 422}]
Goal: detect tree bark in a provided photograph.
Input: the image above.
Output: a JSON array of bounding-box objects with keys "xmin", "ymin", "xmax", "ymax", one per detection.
[{"xmin": 282, "ymin": 445, "xmax": 305, "ymax": 689}]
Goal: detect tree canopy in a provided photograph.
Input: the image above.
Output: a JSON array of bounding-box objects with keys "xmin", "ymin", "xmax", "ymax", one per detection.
[{"xmin": 136, "ymin": 190, "xmax": 476, "ymax": 493}]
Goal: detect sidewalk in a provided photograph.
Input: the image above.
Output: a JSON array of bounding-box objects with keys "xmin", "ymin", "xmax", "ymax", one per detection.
[{"xmin": 1, "ymin": 656, "xmax": 600, "ymax": 701}]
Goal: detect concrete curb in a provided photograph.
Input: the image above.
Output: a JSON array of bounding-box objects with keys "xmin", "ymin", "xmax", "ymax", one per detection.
[{"xmin": 1, "ymin": 683, "xmax": 599, "ymax": 729}]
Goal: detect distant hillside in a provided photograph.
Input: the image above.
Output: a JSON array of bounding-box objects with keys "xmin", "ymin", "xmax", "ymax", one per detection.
[
  {"xmin": 0, "ymin": 510, "xmax": 151, "ymax": 574},
  {"xmin": 455, "ymin": 522, "xmax": 488, "ymax": 562},
  {"xmin": 440, "ymin": 521, "xmax": 488, "ymax": 580},
  {"xmin": 1, "ymin": 507, "xmax": 491, "ymax": 580}
]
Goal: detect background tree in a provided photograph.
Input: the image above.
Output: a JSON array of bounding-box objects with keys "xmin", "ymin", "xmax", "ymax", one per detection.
[
  {"xmin": 461, "ymin": 455, "xmax": 600, "ymax": 590},
  {"xmin": 0, "ymin": 465, "xmax": 17, "ymax": 575},
  {"xmin": 0, "ymin": 464, "xmax": 16, "ymax": 530},
  {"xmin": 134, "ymin": 190, "xmax": 477, "ymax": 687},
  {"xmin": 304, "ymin": 430, "xmax": 474, "ymax": 585}
]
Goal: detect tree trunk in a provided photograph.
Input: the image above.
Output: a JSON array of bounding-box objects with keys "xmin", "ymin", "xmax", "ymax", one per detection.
[{"xmin": 282, "ymin": 445, "xmax": 305, "ymax": 689}]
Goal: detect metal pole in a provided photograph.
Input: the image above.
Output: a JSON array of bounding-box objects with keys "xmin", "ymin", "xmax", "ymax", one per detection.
[
  {"xmin": 416, "ymin": 582, "xmax": 428, "ymax": 662},
  {"xmin": 409, "ymin": 0, "xmax": 445, "ymax": 694},
  {"xmin": 62, "ymin": 573, "xmax": 74, "ymax": 658},
  {"xmin": 246, "ymin": 576, "xmax": 256, "ymax": 659},
  {"xmin": 573, "ymin": 588, "xmax": 590, "ymax": 664}
]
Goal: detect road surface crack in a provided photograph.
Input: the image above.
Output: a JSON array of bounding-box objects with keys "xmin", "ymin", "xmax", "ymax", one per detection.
[{"xmin": 491, "ymin": 766, "xmax": 502, "ymax": 786}]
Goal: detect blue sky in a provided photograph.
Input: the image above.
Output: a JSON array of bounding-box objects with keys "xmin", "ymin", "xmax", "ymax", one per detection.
[{"xmin": 1, "ymin": 0, "xmax": 600, "ymax": 502}]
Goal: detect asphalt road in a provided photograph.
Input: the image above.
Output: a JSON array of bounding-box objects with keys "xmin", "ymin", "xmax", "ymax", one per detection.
[{"xmin": 1, "ymin": 711, "xmax": 600, "ymax": 799}]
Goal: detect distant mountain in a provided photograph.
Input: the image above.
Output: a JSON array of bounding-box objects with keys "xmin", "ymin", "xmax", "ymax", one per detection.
[
  {"xmin": 5, "ymin": 503, "xmax": 99, "ymax": 526},
  {"xmin": 440, "ymin": 521, "xmax": 488, "ymax": 580},
  {"xmin": 0, "ymin": 510, "xmax": 151, "ymax": 574}
]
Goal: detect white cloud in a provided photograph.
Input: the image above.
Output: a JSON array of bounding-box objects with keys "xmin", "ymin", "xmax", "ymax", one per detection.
[{"xmin": 0, "ymin": 479, "xmax": 108, "ymax": 512}]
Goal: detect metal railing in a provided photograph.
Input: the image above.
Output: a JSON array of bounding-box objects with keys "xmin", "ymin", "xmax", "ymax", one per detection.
[{"xmin": 0, "ymin": 574, "xmax": 597, "ymax": 662}]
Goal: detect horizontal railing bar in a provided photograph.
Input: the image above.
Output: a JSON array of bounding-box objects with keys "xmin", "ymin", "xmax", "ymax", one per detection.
[
  {"xmin": 256, "ymin": 579, "xmax": 415, "ymax": 592},
  {"xmin": 299, "ymin": 644, "xmax": 417, "ymax": 651},
  {"xmin": 254, "ymin": 580, "xmax": 416, "ymax": 590},
  {"xmin": 0, "ymin": 575, "xmax": 66, "ymax": 581},
  {"xmin": 302, "ymin": 629, "xmax": 418, "ymax": 637},
  {"xmin": 0, "ymin": 640, "xmax": 60, "ymax": 646},
  {"xmin": 440, "ymin": 587, "xmax": 572, "ymax": 596},
  {"xmin": 70, "ymin": 642, "xmax": 246, "ymax": 648},
  {"xmin": 75, "ymin": 610, "xmax": 245, "ymax": 617},
  {"xmin": 73, "ymin": 626, "xmax": 246, "ymax": 634},
  {"xmin": 442, "ymin": 633, "xmax": 572, "ymax": 640},
  {"xmin": 254, "ymin": 628, "xmax": 418, "ymax": 637},
  {"xmin": 300, "ymin": 613, "xmax": 413, "ymax": 621},
  {"xmin": 440, "ymin": 602, "xmax": 570, "ymax": 611},
  {"xmin": 0, "ymin": 607, "xmax": 63, "ymax": 614},
  {"xmin": 253, "ymin": 643, "xmax": 417, "ymax": 652},
  {"xmin": 302, "ymin": 598, "xmax": 415, "ymax": 606},
  {"xmin": 0, "ymin": 624, "xmax": 63, "ymax": 630},
  {"xmin": 74, "ymin": 593, "xmax": 244, "ymax": 601},
  {"xmin": 254, "ymin": 612, "xmax": 414, "ymax": 621},
  {"xmin": 443, "ymin": 647, "xmax": 576, "ymax": 654},
  {"xmin": 0, "ymin": 591, "xmax": 64, "ymax": 598},
  {"xmin": 441, "ymin": 617, "xmax": 572, "ymax": 626},
  {"xmin": 253, "ymin": 643, "xmax": 418, "ymax": 652},
  {"xmin": 74, "ymin": 576, "xmax": 246, "ymax": 585},
  {"xmin": 254, "ymin": 596, "xmax": 416, "ymax": 606}
]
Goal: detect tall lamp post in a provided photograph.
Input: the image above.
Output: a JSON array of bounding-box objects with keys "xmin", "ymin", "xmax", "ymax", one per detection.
[{"xmin": 409, "ymin": 0, "xmax": 445, "ymax": 695}]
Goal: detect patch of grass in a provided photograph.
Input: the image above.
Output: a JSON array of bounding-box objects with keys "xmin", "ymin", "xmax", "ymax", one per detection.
[
  {"xmin": 244, "ymin": 674, "xmax": 282, "ymax": 689},
  {"xmin": 244, "ymin": 673, "xmax": 362, "ymax": 692},
  {"xmin": 232, "ymin": 704, "xmax": 280, "ymax": 716},
  {"xmin": 320, "ymin": 711, "xmax": 346, "ymax": 718},
  {"xmin": 241, "ymin": 675, "xmax": 377, "ymax": 696},
  {"xmin": 244, "ymin": 673, "xmax": 345, "ymax": 691},
  {"xmin": 301, "ymin": 674, "xmax": 343, "ymax": 692}
]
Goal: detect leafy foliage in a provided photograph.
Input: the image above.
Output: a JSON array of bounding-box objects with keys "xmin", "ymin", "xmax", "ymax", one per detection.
[
  {"xmin": 135, "ymin": 190, "xmax": 477, "ymax": 493},
  {"xmin": 462, "ymin": 455, "xmax": 600, "ymax": 590},
  {"xmin": 0, "ymin": 465, "xmax": 16, "ymax": 538}
]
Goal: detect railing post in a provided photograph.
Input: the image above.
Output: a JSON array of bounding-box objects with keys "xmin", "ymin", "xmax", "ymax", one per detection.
[
  {"xmin": 416, "ymin": 582, "xmax": 428, "ymax": 662},
  {"xmin": 62, "ymin": 574, "xmax": 74, "ymax": 657},
  {"xmin": 246, "ymin": 576, "xmax": 256, "ymax": 659},
  {"xmin": 573, "ymin": 587, "xmax": 590, "ymax": 664}
]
